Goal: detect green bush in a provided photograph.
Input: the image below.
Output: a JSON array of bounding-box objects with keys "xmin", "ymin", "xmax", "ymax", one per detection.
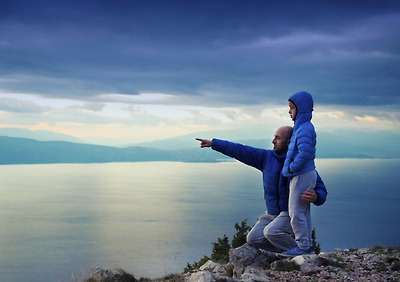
[
  {"xmin": 274, "ymin": 260, "xmax": 300, "ymax": 272},
  {"xmin": 184, "ymin": 255, "xmax": 210, "ymax": 272},
  {"xmin": 211, "ymin": 234, "xmax": 231, "ymax": 263},
  {"xmin": 185, "ymin": 219, "xmax": 252, "ymax": 270},
  {"xmin": 376, "ymin": 263, "xmax": 387, "ymax": 272},
  {"xmin": 159, "ymin": 273, "xmax": 184, "ymax": 282},
  {"xmin": 102, "ymin": 269, "xmax": 139, "ymax": 282},
  {"xmin": 391, "ymin": 261, "xmax": 400, "ymax": 271},
  {"xmin": 311, "ymin": 228, "xmax": 321, "ymax": 254},
  {"xmin": 231, "ymin": 220, "xmax": 251, "ymax": 248}
]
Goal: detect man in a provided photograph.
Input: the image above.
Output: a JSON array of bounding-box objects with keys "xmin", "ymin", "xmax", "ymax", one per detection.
[{"xmin": 196, "ymin": 126, "xmax": 327, "ymax": 252}]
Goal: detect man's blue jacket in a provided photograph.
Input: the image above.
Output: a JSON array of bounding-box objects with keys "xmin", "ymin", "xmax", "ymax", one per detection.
[{"xmin": 211, "ymin": 139, "xmax": 327, "ymax": 216}]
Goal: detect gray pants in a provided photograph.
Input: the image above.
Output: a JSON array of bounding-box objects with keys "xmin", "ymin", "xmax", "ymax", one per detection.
[
  {"xmin": 289, "ymin": 170, "xmax": 317, "ymax": 250},
  {"xmin": 246, "ymin": 211, "xmax": 295, "ymax": 252}
]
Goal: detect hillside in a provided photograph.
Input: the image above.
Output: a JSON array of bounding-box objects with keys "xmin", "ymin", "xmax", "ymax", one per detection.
[
  {"xmin": 0, "ymin": 130, "xmax": 399, "ymax": 165},
  {"xmin": 87, "ymin": 245, "xmax": 400, "ymax": 281},
  {"xmin": 0, "ymin": 136, "xmax": 222, "ymax": 164},
  {"xmin": 0, "ymin": 136, "xmax": 175, "ymax": 164}
]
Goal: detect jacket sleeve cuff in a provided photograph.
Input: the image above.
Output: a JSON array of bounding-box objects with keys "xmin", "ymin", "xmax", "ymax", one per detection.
[
  {"xmin": 313, "ymin": 190, "xmax": 326, "ymax": 206},
  {"xmin": 211, "ymin": 138, "xmax": 221, "ymax": 150},
  {"xmin": 282, "ymin": 167, "xmax": 291, "ymax": 177}
]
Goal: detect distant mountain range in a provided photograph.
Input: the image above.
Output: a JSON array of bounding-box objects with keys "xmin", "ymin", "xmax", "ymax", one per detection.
[
  {"xmin": 0, "ymin": 129, "xmax": 398, "ymax": 164},
  {"xmin": 0, "ymin": 128, "xmax": 82, "ymax": 143},
  {"xmin": 0, "ymin": 136, "xmax": 223, "ymax": 164}
]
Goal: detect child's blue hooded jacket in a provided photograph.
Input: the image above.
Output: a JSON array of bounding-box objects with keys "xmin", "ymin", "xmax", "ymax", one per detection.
[
  {"xmin": 211, "ymin": 139, "xmax": 326, "ymax": 215},
  {"xmin": 282, "ymin": 91, "xmax": 316, "ymax": 178}
]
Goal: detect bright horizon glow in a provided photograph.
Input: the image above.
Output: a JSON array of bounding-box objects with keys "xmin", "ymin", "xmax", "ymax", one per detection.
[{"xmin": 0, "ymin": 91, "xmax": 399, "ymax": 146}]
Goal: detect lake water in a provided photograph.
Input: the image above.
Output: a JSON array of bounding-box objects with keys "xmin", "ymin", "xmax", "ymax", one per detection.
[{"xmin": 0, "ymin": 159, "xmax": 399, "ymax": 281}]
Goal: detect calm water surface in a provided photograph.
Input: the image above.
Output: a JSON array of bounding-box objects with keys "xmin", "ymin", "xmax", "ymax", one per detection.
[{"xmin": 0, "ymin": 159, "xmax": 399, "ymax": 281}]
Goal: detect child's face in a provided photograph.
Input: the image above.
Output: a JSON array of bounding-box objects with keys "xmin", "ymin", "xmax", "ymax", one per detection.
[{"xmin": 288, "ymin": 101, "xmax": 297, "ymax": 121}]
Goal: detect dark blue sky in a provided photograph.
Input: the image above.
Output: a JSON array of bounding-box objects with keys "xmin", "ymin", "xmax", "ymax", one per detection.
[{"xmin": 0, "ymin": 0, "xmax": 399, "ymax": 145}]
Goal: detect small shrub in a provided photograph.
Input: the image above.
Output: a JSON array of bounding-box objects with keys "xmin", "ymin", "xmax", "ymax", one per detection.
[
  {"xmin": 103, "ymin": 268, "xmax": 138, "ymax": 282},
  {"xmin": 274, "ymin": 260, "xmax": 300, "ymax": 272},
  {"xmin": 325, "ymin": 254, "xmax": 346, "ymax": 269},
  {"xmin": 387, "ymin": 246, "xmax": 396, "ymax": 253},
  {"xmin": 159, "ymin": 273, "xmax": 184, "ymax": 282},
  {"xmin": 211, "ymin": 234, "xmax": 231, "ymax": 263},
  {"xmin": 311, "ymin": 228, "xmax": 321, "ymax": 254},
  {"xmin": 329, "ymin": 254, "xmax": 344, "ymax": 262},
  {"xmin": 391, "ymin": 261, "xmax": 400, "ymax": 271},
  {"xmin": 184, "ymin": 219, "xmax": 251, "ymax": 271},
  {"xmin": 387, "ymin": 246, "xmax": 400, "ymax": 253},
  {"xmin": 385, "ymin": 256, "xmax": 399, "ymax": 264},
  {"xmin": 376, "ymin": 263, "xmax": 387, "ymax": 272},
  {"xmin": 231, "ymin": 219, "xmax": 251, "ymax": 248},
  {"xmin": 328, "ymin": 260, "xmax": 346, "ymax": 269},
  {"xmin": 83, "ymin": 278, "xmax": 98, "ymax": 282},
  {"xmin": 372, "ymin": 245, "xmax": 384, "ymax": 253},
  {"xmin": 184, "ymin": 255, "xmax": 210, "ymax": 272},
  {"xmin": 224, "ymin": 264, "xmax": 234, "ymax": 277}
]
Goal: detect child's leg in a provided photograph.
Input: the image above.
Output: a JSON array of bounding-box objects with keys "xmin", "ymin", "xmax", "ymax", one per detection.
[
  {"xmin": 288, "ymin": 170, "xmax": 317, "ymax": 250},
  {"xmin": 305, "ymin": 170, "xmax": 317, "ymax": 249}
]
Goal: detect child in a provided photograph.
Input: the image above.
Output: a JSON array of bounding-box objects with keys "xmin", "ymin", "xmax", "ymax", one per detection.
[{"xmin": 282, "ymin": 91, "xmax": 317, "ymax": 256}]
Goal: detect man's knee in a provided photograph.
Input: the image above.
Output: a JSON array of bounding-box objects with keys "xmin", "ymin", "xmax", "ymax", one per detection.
[
  {"xmin": 246, "ymin": 229, "xmax": 256, "ymax": 244},
  {"xmin": 246, "ymin": 236, "xmax": 253, "ymax": 245},
  {"xmin": 263, "ymin": 224, "xmax": 277, "ymax": 238},
  {"xmin": 263, "ymin": 223, "xmax": 293, "ymax": 240},
  {"xmin": 246, "ymin": 228, "xmax": 264, "ymax": 245}
]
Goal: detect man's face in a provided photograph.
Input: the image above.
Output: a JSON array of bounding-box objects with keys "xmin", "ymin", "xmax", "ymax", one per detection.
[{"xmin": 272, "ymin": 128, "xmax": 289, "ymax": 154}]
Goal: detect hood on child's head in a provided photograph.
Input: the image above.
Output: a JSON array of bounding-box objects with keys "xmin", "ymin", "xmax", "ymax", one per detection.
[{"xmin": 288, "ymin": 91, "xmax": 314, "ymax": 113}]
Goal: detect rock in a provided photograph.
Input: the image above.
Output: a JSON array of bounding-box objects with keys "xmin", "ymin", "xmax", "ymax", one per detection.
[
  {"xmin": 228, "ymin": 243, "xmax": 285, "ymax": 279},
  {"xmin": 89, "ymin": 267, "xmax": 115, "ymax": 280},
  {"xmin": 87, "ymin": 246, "xmax": 400, "ymax": 282},
  {"xmin": 229, "ymin": 243, "xmax": 261, "ymax": 278},
  {"xmin": 199, "ymin": 260, "xmax": 225, "ymax": 274},
  {"xmin": 291, "ymin": 254, "xmax": 317, "ymax": 266},
  {"xmin": 185, "ymin": 270, "xmax": 237, "ymax": 282},
  {"xmin": 186, "ymin": 271, "xmax": 216, "ymax": 282},
  {"xmin": 290, "ymin": 254, "xmax": 320, "ymax": 273},
  {"xmin": 192, "ymin": 246, "xmax": 400, "ymax": 282},
  {"xmin": 239, "ymin": 268, "xmax": 271, "ymax": 281}
]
